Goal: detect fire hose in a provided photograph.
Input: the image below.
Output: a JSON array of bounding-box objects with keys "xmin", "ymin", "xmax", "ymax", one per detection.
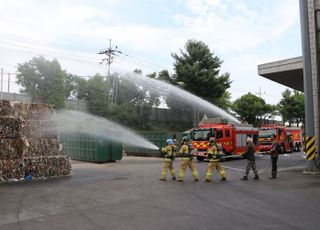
[{"xmin": 222, "ymin": 158, "xmax": 272, "ymax": 174}]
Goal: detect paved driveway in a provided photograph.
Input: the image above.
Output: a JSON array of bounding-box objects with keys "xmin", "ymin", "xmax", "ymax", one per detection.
[{"xmin": 0, "ymin": 153, "xmax": 319, "ymax": 230}]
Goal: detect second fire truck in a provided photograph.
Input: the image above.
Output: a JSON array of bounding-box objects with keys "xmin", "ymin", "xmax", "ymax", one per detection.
[
  {"xmin": 258, "ymin": 124, "xmax": 303, "ymax": 153},
  {"xmin": 191, "ymin": 118, "xmax": 259, "ymax": 161}
]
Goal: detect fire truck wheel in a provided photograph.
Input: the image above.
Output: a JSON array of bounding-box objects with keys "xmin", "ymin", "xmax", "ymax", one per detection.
[
  {"xmin": 295, "ymin": 143, "xmax": 300, "ymax": 152},
  {"xmin": 196, "ymin": 156, "xmax": 205, "ymax": 162}
]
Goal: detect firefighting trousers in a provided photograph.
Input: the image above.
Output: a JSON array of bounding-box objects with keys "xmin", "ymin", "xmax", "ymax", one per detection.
[
  {"xmin": 245, "ymin": 160, "xmax": 258, "ymax": 176},
  {"xmin": 160, "ymin": 160, "xmax": 176, "ymax": 180},
  {"xmin": 177, "ymin": 159, "xmax": 199, "ymax": 181},
  {"xmin": 205, "ymin": 161, "xmax": 226, "ymax": 181}
]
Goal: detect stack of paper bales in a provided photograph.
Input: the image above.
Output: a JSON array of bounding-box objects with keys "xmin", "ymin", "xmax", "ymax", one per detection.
[{"xmin": 0, "ymin": 100, "xmax": 71, "ymax": 182}]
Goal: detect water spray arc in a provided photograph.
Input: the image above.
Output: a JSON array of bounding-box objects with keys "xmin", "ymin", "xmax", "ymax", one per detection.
[
  {"xmin": 120, "ymin": 72, "xmax": 240, "ymax": 124},
  {"xmin": 53, "ymin": 110, "xmax": 159, "ymax": 150}
]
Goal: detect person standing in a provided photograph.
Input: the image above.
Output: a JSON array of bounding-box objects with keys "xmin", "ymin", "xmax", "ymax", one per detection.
[
  {"xmin": 270, "ymin": 134, "xmax": 280, "ymax": 179},
  {"xmin": 241, "ymin": 137, "xmax": 259, "ymax": 180},
  {"xmin": 177, "ymin": 138, "xmax": 199, "ymax": 182},
  {"xmin": 204, "ymin": 139, "xmax": 226, "ymax": 182},
  {"xmin": 160, "ymin": 139, "xmax": 176, "ymax": 181}
]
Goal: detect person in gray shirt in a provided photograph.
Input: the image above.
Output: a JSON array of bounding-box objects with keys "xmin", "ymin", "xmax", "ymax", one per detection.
[{"xmin": 270, "ymin": 134, "xmax": 280, "ymax": 179}]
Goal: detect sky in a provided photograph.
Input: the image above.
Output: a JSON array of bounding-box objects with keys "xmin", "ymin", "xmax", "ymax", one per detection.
[{"xmin": 0, "ymin": 0, "xmax": 302, "ymax": 105}]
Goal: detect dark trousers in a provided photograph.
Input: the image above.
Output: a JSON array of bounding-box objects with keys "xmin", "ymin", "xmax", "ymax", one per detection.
[
  {"xmin": 245, "ymin": 160, "xmax": 258, "ymax": 176},
  {"xmin": 271, "ymin": 156, "xmax": 278, "ymax": 178}
]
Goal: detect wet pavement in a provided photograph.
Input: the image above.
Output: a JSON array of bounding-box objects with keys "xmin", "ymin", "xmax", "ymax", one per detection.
[{"xmin": 0, "ymin": 152, "xmax": 319, "ymax": 230}]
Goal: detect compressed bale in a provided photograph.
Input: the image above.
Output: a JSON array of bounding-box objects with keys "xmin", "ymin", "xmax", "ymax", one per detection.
[
  {"xmin": 25, "ymin": 138, "xmax": 60, "ymax": 157},
  {"xmin": 0, "ymin": 157, "xmax": 72, "ymax": 182},
  {"xmin": 0, "ymin": 117, "xmax": 24, "ymax": 138},
  {"xmin": 0, "ymin": 138, "xmax": 28, "ymax": 159},
  {"xmin": 23, "ymin": 156, "xmax": 71, "ymax": 179},
  {"xmin": 0, "ymin": 159, "xmax": 24, "ymax": 181},
  {"xmin": 23, "ymin": 120, "xmax": 58, "ymax": 139},
  {"xmin": 0, "ymin": 100, "xmax": 14, "ymax": 116},
  {"xmin": 13, "ymin": 102, "xmax": 54, "ymax": 120}
]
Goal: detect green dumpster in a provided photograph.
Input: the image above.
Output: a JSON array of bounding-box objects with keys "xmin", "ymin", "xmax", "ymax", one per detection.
[
  {"xmin": 61, "ymin": 134, "xmax": 123, "ymax": 162},
  {"xmin": 124, "ymin": 132, "xmax": 183, "ymax": 157}
]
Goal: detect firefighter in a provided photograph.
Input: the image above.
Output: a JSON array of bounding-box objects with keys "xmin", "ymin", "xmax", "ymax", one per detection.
[
  {"xmin": 270, "ymin": 134, "xmax": 280, "ymax": 179},
  {"xmin": 241, "ymin": 137, "xmax": 259, "ymax": 180},
  {"xmin": 177, "ymin": 137, "xmax": 199, "ymax": 182},
  {"xmin": 204, "ymin": 138, "xmax": 226, "ymax": 182},
  {"xmin": 160, "ymin": 139, "xmax": 176, "ymax": 181}
]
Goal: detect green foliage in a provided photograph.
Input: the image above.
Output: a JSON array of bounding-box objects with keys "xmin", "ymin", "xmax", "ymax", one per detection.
[
  {"xmin": 81, "ymin": 74, "xmax": 109, "ymax": 117},
  {"xmin": 171, "ymin": 40, "xmax": 232, "ymax": 108},
  {"xmin": 16, "ymin": 56, "xmax": 70, "ymax": 109},
  {"xmin": 233, "ymin": 93, "xmax": 274, "ymax": 126},
  {"xmin": 278, "ymin": 89, "xmax": 305, "ymax": 126}
]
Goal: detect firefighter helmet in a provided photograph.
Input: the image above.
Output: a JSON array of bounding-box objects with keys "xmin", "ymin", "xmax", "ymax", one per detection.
[
  {"xmin": 166, "ymin": 139, "xmax": 174, "ymax": 145},
  {"xmin": 182, "ymin": 137, "xmax": 189, "ymax": 143}
]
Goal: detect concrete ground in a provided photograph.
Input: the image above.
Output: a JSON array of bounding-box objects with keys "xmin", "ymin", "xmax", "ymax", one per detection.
[{"xmin": 0, "ymin": 152, "xmax": 319, "ymax": 230}]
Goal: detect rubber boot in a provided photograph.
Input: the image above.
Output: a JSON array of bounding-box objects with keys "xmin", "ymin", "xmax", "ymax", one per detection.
[{"xmin": 253, "ymin": 175, "xmax": 259, "ymax": 180}]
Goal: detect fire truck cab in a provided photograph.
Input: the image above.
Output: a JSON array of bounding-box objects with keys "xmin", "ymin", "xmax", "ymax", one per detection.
[
  {"xmin": 258, "ymin": 124, "xmax": 302, "ymax": 153},
  {"xmin": 191, "ymin": 118, "xmax": 259, "ymax": 161}
]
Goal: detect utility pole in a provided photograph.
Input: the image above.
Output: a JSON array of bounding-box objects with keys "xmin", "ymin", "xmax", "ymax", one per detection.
[
  {"xmin": 7, "ymin": 73, "xmax": 10, "ymax": 93},
  {"xmin": 98, "ymin": 39, "xmax": 122, "ymax": 105},
  {"xmin": 256, "ymin": 86, "xmax": 266, "ymax": 98}
]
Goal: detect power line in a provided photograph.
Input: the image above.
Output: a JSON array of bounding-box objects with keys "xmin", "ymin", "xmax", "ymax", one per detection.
[
  {"xmin": 1, "ymin": 37, "xmax": 165, "ymax": 73},
  {"xmin": 0, "ymin": 32, "xmax": 98, "ymax": 52}
]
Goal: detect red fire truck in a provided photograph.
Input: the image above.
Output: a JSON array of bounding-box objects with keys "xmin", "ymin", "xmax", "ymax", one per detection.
[
  {"xmin": 258, "ymin": 124, "xmax": 303, "ymax": 153},
  {"xmin": 191, "ymin": 118, "xmax": 259, "ymax": 161}
]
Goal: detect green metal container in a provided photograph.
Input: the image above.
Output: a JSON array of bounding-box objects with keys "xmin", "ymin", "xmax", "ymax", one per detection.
[
  {"xmin": 61, "ymin": 134, "xmax": 123, "ymax": 162},
  {"xmin": 124, "ymin": 132, "xmax": 183, "ymax": 157}
]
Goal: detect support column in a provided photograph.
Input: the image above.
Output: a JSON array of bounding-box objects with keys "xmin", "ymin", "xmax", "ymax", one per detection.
[{"xmin": 299, "ymin": 0, "xmax": 319, "ymax": 172}]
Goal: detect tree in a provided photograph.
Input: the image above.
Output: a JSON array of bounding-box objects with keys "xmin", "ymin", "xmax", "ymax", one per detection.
[
  {"xmin": 171, "ymin": 40, "xmax": 231, "ymax": 109},
  {"xmin": 233, "ymin": 93, "xmax": 274, "ymax": 126},
  {"xmin": 79, "ymin": 74, "xmax": 109, "ymax": 117},
  {"xmin": 16, "ymin": 56, "xmax": 70, "ymax": 109},
  {"xmin": 278, "ymin": 89, "xmax": 305, "ymax": 126}
]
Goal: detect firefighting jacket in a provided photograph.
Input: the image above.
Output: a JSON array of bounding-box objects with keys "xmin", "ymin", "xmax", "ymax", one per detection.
[
  {"xmin": 206, "ymin": 145, "xmax": 220, "ymax": 162},
  {"xmin": 179, "ymin": 144, "xmax": 193, "ymax": 160},
  {"xmin": 161, "ymin": 145, "xmax": 176, "ymax": 161}
]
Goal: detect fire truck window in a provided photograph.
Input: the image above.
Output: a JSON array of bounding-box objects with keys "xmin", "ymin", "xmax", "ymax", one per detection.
[
  {"xmin": 216, "ymin": 129, "xmax": 223, "ymax": 138},
  {"xmin": 236, "ymin": 134, "xmax": 247, "ymax": 147},
  {"xmin": 192, "ymin": 130, "xmax": 211, "ymax": 141},
  {"xmin": 225, "ymin": 129, "xmax": 230, "ymax": 137}
]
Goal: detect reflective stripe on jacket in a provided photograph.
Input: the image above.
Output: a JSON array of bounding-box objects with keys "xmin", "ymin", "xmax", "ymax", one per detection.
[
  {"xmin": 179, "ymin": 144, "xmax": 193, "ymax": 160},
  {"xmin": 162, "ymin": 145, "xmax": 175, "ymax": 161},
  {"xmin": 207, "ymin": 145, "xmax": 219, "ymax": 162}
]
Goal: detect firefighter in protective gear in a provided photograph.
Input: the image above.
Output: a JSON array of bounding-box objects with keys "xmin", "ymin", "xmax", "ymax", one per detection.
[
  {"xmin": 204, "ymin": 139, "xmax": 226, "ymax": 182},
  {"xmin": 177, "ymin": 137, "xmax": 199, "ymax": 182},
  {"xmin": 160, "ymin": 139, "xmax": 176, "ymax": 181}
]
